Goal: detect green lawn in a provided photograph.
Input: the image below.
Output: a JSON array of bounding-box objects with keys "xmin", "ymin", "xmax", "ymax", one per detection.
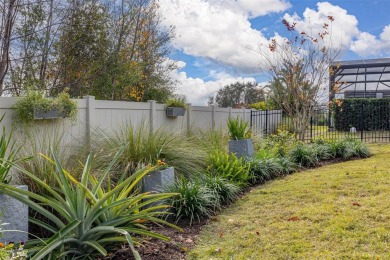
[{"xmin": 189, "ymin": 144, "xmax": 390, "ymax": 259}]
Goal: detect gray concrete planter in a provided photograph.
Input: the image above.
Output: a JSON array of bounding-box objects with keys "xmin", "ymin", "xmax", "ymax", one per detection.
[
  {"xmin": 166, "ymin": 107, "xmax": 186, "ymax": 117},
  {"xmin": 0, "ymin": 185, "xmax": 28, "ymax": 244},
  {"xmin": 34, "ymin": 107, "xmax": 64, "ymax": 120},
  {"xmin": 228, "ymin": 139, "xmax": 254, "ymax": 159},
  {"xmin": 143, "ymin": 167, "xmax": 175, "ymax": 193}
]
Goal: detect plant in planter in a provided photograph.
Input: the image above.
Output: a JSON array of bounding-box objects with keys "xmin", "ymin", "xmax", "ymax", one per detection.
[
  {"xmin": 165, "ymin": 96, "xmax": 187, "ymax": 117},
  {"xmin": 227, "ymin": 116, "xmax": 254, "ymax": 158},
  {"xmin": 12, "ymin": 91, "xmax": 77, "ymax": 124}
]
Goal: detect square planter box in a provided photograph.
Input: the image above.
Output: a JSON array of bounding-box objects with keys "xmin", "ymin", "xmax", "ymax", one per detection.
[
  {"xmin": 228, "ymin": 139, "xmax": 254, "ymax": 159},
  {"xmin": 34, "ymin": 107, "xmax": 65, "ymax": 120},
  {"xmin": 142, "ymin": 167, "xmax": 175, "ymax": 193},
  {"xmin": 166, "ymin": 107, "xmax": 186, "ymax": 117},
  {"xmin": 0, "ymin": 185, "xmax": 29, "ymax": 244}
]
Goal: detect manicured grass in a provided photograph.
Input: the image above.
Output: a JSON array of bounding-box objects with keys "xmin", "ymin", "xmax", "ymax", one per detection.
[{"xmin": 189, "ymin": 144, "xmax": 390, "ymax": 259}]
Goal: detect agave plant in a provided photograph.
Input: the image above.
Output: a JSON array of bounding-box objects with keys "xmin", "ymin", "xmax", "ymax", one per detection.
[{"xmin": 0, "ymin": 148, "xmax": 180, "ymax": 260}]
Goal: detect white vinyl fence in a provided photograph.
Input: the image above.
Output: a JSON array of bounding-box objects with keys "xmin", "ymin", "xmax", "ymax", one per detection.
[{"xmin": 0, "ymin": 96, "xmax": 257, "ymax": 142}]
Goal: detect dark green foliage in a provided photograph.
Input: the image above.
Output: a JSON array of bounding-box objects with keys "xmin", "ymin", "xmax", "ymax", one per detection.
[
  {"xmin": 247, "ymin": 158, "xmax": 282, "ymax": 184},
  {"xmin": 312, "ymin": 143, "xmax": 333, "ymax": 160},
  {"xmin": 164, "ymin": 179, "xmax": 216, "ymax": 225},
  {"xmin": 288, "ymin": 143, "xmax": 318, "ymax": 167},
  {"xmin": 200, "ymin": 175, "xmax": 241, "ymax": 206},
  {"xmin": 276, "ymin": 157, "xmax": 297, "ymax": 175},
  {"xmin": 12, "ymin": 91, "xmax": 77, "ymax": 124},
  {"xmin": 207, "ymin": 150, "xmax": 251, "ymax": 187},
  {"xmin": 333, "ymin": 98, "xmax": 390, "ymax": 131}
]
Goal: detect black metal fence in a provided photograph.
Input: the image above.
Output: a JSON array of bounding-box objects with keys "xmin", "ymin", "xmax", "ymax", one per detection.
[{"xmin": 250, "ymin": 103, "xmax": 390, "ymax": 142}]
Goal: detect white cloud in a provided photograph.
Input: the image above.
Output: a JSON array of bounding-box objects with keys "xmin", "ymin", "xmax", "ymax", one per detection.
[
  {"xmin": 351, "ymin": 25, "xmax": 390, "ymax": 57},
  {"xmin": 283, "ymin": 2, "xmax": 359, "ymax": 50},
  {"xmin": 159, "ymin": 0, "xmax": 290, "ymax": 73},
  {"xmin": 170, "ymin": 61, "xmax": 260, "ymax": 105}
]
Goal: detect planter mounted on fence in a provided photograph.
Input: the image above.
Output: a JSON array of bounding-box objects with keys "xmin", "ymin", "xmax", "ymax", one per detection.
[
  {"xmin": 166, "ymin": 107, "xmax": 186, "ymax": 117},
  {"xmin": 34, "ymin": 107, "xmax": 66, "ymax": 120}
]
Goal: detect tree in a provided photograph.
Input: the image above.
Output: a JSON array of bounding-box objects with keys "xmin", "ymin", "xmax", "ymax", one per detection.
[
  {"xmin": 215, "ymin": 81, "xmax": 265, "ymax": 108},
  {"xmin": 0, "ymin": 0, "xmax": 19, "ymax": 94},
  {"xmin": 259, "ymin": 17, "xmax": 340, "ymax": 140}
]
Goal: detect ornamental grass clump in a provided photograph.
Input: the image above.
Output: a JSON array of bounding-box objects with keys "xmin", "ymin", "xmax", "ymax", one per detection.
[
  {"xmin": 200, "ymin": 175, "xmax": 241, "ymax": 207},
  {"xmin": 288, "ymin": 143, "xmax": 318, "ymax": 167},
  {"xmin": 164, "ymin": 178, "xmax": 216, "ymax": 225},
  {"xmin": 91, "ymin": 122, "xmax": 207, "ymax": 178},
  {"xmin": 0, "ymin": 148, "xmax": 180, "ymax": 260}
]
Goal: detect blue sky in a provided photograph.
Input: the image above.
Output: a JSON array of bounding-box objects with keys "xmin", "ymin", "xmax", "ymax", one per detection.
[{"xmin": 158, "ymin": 0, "xmax": 390, "ymax": 105}]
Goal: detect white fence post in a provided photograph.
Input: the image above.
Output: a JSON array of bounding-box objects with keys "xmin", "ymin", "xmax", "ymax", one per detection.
[
  {"xmin": 84, "ymin": 95, "xmax": 96, "ymax": 149},
  {"xmin": 148, "ymin": 100, "xmax": 156, "ymax": 133},
  {"xmin": 186, "ymin": 103, "xmax": 192, "ymax": 135},
  {"xmin": 212, "ymin": 105, "xmax": 216, "ymax": 130}
]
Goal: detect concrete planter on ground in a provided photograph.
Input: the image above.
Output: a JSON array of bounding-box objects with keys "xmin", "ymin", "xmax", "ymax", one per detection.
[
  {"xmin": 228, "ymin": 139, "xmax": 254, "ymax": 159},
  {"xmin": 0, "ymin": 185, "xmax": 28, "ymax": 244},
  {"xmin": 142, "ymin": 167, "xmax": 175, "ymax": 193}
]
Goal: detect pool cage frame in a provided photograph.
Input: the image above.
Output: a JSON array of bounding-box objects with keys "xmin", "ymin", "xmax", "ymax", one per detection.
[{"xmin": 329, "ymin": 58, "xmax": 390, "ymax": 100}]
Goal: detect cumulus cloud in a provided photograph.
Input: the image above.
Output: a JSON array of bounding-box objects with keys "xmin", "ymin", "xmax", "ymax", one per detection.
[
  {"xmin": 283, "ymin": 2, "xmax": 359, "ymax": 50},
  {"xmin": 159, "ymin": 0, "xmax": 290, "ymax": 73},
  {"xmin": 169, "ymin": 61, "xmax": 260, "ymax": 105},
  {"xmin": 351, "ymin": 25, "xmax": 390, "ymax": 57}
]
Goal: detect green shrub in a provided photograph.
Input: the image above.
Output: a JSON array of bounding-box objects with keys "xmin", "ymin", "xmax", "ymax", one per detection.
[
  {"xmin": 164, "ymin": 178, "xmax": 216, "ymax": 225},
  {"xmin": 227, "ymin": 116, "xmax": 250, "ymax": 140},
  {"xmin": 1, "ymin": 149, "xmax": 179, "ymax": 260},
  {"xmin": 165, "ymin": 96, "xmax": 187, "ymax": 108},
  {"xmin": 200, "ymin": 175, "xmax": 241, "ymax": 206},
  {"xmin": 333, "ymin": 98, "xmax": 390, "ymax": 131},
  {"xmin": 312, "ymin": 143, "xmax": 333, "ymax": 160},
  {"xmin": 207, "ymin": 150, "xmax": 251, "ymax": 187},
  {"xmin": 247, "ymin": 158, "xmax": 283, "ymax": 184},
  {"xmin": 288, "ymin": 143, "xmax": 318, "ymax": 167},
  {"xmin": 262, "ymin": 130, "xmax": 296, "ymax": 157},
  {"xmin": 12, "ymin": 91, "xmax": 77, "ymax": 124},
  {"xmin": 276, "ymin": 157, "xmax": 297, "ymax": 175},
  {"xmin": 329, "ymin": 139, "xmax": 371, "ymax": 159}
]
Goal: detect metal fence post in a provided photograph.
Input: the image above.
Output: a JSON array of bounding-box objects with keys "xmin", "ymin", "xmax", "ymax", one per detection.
[
  {"xmin": 360, "ymin": 102, "xmax": 364, "ymax": 141},
  {"xmin": 310, "ymin": 115, "xmax": 313, "ymax": 142}
]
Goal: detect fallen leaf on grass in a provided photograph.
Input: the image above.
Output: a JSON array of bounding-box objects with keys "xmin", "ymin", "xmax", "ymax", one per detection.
[
  {"xmin": 219, "ymin": 232, "xmax": 223, "ymax": 238},
  {"xmin": 288, "ymin": 216, "xmax": 301, "ymax": 221},
  {"xmin": 185, "ymin": 238, "xmax": 193, "ymax": 243},
  {"xmin": 352, "ymin": 202, "xmax": 361, "ymax": 207},
  {"xmin": 256, "ymin": 231, "xmax": 260, "ymax": 235}
]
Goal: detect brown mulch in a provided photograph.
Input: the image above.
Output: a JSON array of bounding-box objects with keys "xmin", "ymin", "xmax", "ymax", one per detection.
[{"xmin": 104, "ymin": 219, "xmax": 209, "ymax": 260}]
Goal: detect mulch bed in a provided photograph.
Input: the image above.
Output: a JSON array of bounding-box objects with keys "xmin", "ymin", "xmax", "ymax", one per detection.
[{"xmin": 103, "ymin": 219, "xmax": 209, "ymax": 260}]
